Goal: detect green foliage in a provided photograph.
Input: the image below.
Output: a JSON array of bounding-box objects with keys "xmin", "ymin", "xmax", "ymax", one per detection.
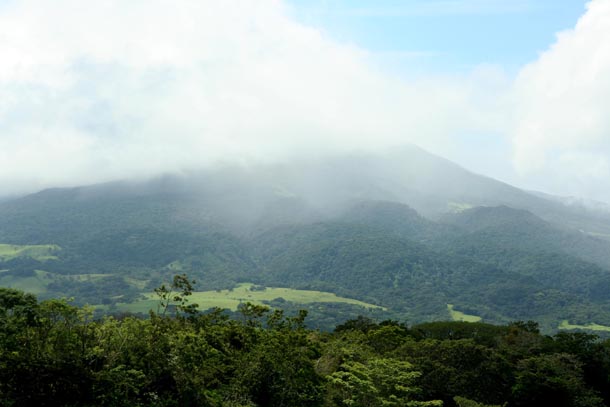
[
  {"xmin": 2, "ymin": 291, "xmax": 610, "ymax": 406},
  {"xmin": 454, "ymin": 396, "xmax": 505, "ymax": 407},
  {"xmin": 153, "ymin": 274, "xmax": 198, "ymax": 317},
  {"xmin": 326, "ymin": 358, "xmax": 428, "ymax": 407},
  {"xmin": 3, "ymin": 189, "xmax": 610, "ymax": 332},
  {"xmin": 0, "ymin": 243, "xmax": 60, "ymax": 261},
  {"xmin": 512, "ymin": 353, "xmax": 604, "ymax": 407}
]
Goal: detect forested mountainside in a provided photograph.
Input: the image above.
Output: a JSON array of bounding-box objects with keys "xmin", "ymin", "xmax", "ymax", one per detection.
[
  {"xmin": 2, "ymin": 149, "xmax": 610, "ymax": 332},
  {"xmin": 2, "ymin": 287, "xmax": 610, "ymax": 407}
]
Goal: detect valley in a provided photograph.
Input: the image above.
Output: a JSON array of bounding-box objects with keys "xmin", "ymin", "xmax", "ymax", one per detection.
[{"xmin": 2, "ymin": 149, "xmax": 610, "ymax": 333}]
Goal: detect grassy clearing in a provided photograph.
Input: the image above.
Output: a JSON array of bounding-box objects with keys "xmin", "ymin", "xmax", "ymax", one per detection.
[
  {"xmin": 447, "ymin": 202, "xmax": 474, "ymax": 213},
  {"xmin": 0, "ymin": 244, "xmax": 61, "ymax": 261},
  {"xmin": 124, "ymin": 277, "xmax": 150, "ymax": 290},
  {"xmin": 58, "ymin": 274, "xmax": 149, "ymax": 289},
  {"xmin": 69, "ymin": 274, "xmax": 113, "ymax": 281},
  {"xmin": 167, "ymin": 260, "xmax": 185, "ymax": 271},
  {"xmin": 584, "ymin": 231, "xmax": 610, "ymax": 238},
  {"xmin": 0, "ymin": 270, "xmax": 54, "ymax": 294},
  {"xmin": 116, "ymin": 283, "xmax": 386, "ymax": 313},
  {"xmin": 0, "ymin": 269, "xmax": 149, "ymax": 298},
  {"xmin": 447, "ymin": 304, "xmax": 482, "ymax": 322},
  {"xmin": 559, "ymin": 320, "xmax": 610, "ymax": 332}
]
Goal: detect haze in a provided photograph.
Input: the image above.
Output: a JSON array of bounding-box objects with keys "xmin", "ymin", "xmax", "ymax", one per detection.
[{"xmin": 0, "ymin": 0, "xmax": 609, "ymax": 202}]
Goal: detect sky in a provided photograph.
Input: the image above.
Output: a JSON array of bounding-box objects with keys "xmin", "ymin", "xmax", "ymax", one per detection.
[{"xmin": 0, "ymin": 0, "xmax": 609, "ymax": 202}]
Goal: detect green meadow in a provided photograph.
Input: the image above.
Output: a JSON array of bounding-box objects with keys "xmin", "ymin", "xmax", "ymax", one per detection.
[
  {"xmin": 559, "ymin": 320, "xmax": 610, "ymax": 332},
  {"xmin": 114, "ymin": 282, "xmax": 386, "ymax": 313},
  {"xmin": 447, "ymin": 202, "xmax": 474, "ymax": 213},
  {"xmin": 0, "ymin": 244, "xmax": 61, "ymax": 261},
  {"xmin": 0, "ymin": 269, "xmax": 54, "ymax": 294},
  {"xmin": 447, "ymin": 304, "xmax": 482, "ymax": 322}
]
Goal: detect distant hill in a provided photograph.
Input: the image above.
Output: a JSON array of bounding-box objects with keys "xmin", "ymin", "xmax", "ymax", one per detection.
[
  {"xmin": 2, "ymin": 146, "xmax": 610, "ymax": 331},
  {"xmin": 339, "ymin": 200, "xmax": 459, "ymax": 242},
  {"xmin": 441, "ymin": 205, "xmax": 610, "ymax": 269}
]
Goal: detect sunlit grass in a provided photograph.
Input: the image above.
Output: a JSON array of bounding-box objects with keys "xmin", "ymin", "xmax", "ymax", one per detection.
[
  {"xmin": 446, "ymin": 202, "xmax": 474, "ymax": 213},
  {"xmin": 559, "ymin": 320, "xmax": 610, "ymax": 332},
  {"xmin": 447, "ymin": 304, "xmax": 481, "ymax": 322},
  {"xmin": 115, "ymin": 282, "xmax": 386, "ymax": 313},
  {"xmin": 0, "ymin": 243, "xmax": 61, "ymax": 261},
  {"xmin": 0, "ymin": 270, "xmax": 54, "ymax": 294}
]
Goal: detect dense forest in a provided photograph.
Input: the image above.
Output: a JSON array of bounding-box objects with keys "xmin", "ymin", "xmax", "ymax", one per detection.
[
  {"xmin": 3, "ymin": 185, "xmax": 610, "ymax": 332},
  {"xmin": 2, "ymin": 282, "xmax": 610, "ymax": 407}
]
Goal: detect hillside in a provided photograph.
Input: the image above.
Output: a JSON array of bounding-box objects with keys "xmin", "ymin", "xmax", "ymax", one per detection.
[
  {"xmin": 2, "ymin": 148, "xmax": 610, "ymax": 331},
  {"xmin": 440, "ymin": 206, "xmax": 610, "ymax": 269}
]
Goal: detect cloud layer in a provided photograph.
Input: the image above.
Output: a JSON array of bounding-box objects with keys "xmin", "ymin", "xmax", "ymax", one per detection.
[
  {"xmin": 0, "ymin": 0, "xmax": 506, "ymax": 194},
  {"xmin": 512, "ymin": 0, "xmax": 610, "ymax": 200},
  {"xmin": 0, "ymin": 0, "xmax": 609, "ymax": 202}
]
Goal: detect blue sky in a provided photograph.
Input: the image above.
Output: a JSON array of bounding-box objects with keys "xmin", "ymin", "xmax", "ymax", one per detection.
[{"xmin": 287, "ymin": 0, "xmax": 588, "ymax": 76}]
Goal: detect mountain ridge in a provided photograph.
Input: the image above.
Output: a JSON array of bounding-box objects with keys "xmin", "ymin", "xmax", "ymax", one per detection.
[{"xmin": 2, "ymin": 146, "xmax": 610, "ymax": 331}]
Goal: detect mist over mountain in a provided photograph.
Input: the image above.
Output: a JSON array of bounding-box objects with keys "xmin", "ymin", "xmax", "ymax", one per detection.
[
  {"xmin": 2, "ymin": 145, "xmax": 610, "ymax": 332},
  {"xmin": 5, "ymin": 2, "xmax": 610, "ymax": 405},
  {"xmin": 5, "ymin": 144, "xmax": 610, "ymax": 236}
]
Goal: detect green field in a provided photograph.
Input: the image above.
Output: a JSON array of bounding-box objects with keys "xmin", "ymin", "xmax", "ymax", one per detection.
[
  {"xmin": 0, "ymin": 244, "xmax": 61, "ymax": 261},
  {"xmin": 447, "ymin": 202, "xmax": 474, "ymax": 213},
  {"xmin": 69, "ymin": 273, "xmax": 113, "ymax": 281},
  {"xmin": 114, "ymin": 283, "xmax": 386, "ymax": 313},
  {"xmin": 447, "ymin": 304, "xmax": 482, "ymax": 322},
  {"xmin": 559, "ymin": 320, "xmax": 610, "ymax": 332},
  {"xmin": 0, "ymin": 269, "xmax": 54, "ymax": 294}
]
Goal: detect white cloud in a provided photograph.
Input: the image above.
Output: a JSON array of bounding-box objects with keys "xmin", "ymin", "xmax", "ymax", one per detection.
[
  {"xmin": 6, "ymin": 0, "xmax": 608, "ymax": 202},
  {"xmin": 511, "ymin": 0, "xmax": 610, "ymax": 200},
  {"xmin": 302, "ymin": 0, "xmax": 536, "ymax": 18},
  {"xmin": 0, "ymin": 0, "xmax": 498, "ymax": 194}
]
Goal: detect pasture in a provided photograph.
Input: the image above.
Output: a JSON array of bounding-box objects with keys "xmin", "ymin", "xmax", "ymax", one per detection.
[
  {"xmin": 0, "ymin": 244, "xmax": 60, "ymax": 261},
  {"xmin": 559, "ymin": 320, "xmax": 610, "ymax": 332},
  {"xmin": 0, "ymin": 269, "xmax": 54, "ymax": 294},
  {"xmin": 115, "ymin": 282, "xmax": 386, "ymax": 313},
  {"xmin": 447, "ymin": 304, "xmax": 482, "ymax": 322}
]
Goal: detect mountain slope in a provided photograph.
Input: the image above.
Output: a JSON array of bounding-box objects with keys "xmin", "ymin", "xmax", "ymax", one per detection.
[
  {"xmin": 248, "ymin": 220, "xmax": 610, "ymax": 329},
  {"xmin": 2, "ymin": 147, "xmax": 610, "ymax": 330},
  {"xmin": 441, "ymin": 206, "xmax": 610, "ymax": 269}
]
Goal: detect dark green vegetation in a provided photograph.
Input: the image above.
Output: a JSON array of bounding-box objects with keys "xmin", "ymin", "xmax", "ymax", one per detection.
[
  {"xmin": 2, "ymin": 149, "xmax": 610, "ymax": 331},
  {"xmin": 2, "ymin": 287, "xmax": 610, "ymax": 407}
]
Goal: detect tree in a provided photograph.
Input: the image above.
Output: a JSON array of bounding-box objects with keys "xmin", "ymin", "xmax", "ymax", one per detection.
[
  {"xmin": 153, "ymin": 274, "xmax": 198, "ymax": 317},
  {"xmin": 454, "ymin": 396, "xmax": 505, "ymax": 407},
  {"xmin": 512, "ymin": 353, "xmax": 603, "ymax": 407},
  {"xmin": 327, "ymin": 358, "xmax": 442, "ymax": 407}
]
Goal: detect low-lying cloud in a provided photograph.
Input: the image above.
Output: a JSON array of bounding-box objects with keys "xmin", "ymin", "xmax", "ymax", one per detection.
[
  {"xmin": 0, "ymin": 0, "xmax": 506, "ymax": 194},
  {"xmin": 0, "ymin": 0, "xmax": 609, "ymax": 202}
]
